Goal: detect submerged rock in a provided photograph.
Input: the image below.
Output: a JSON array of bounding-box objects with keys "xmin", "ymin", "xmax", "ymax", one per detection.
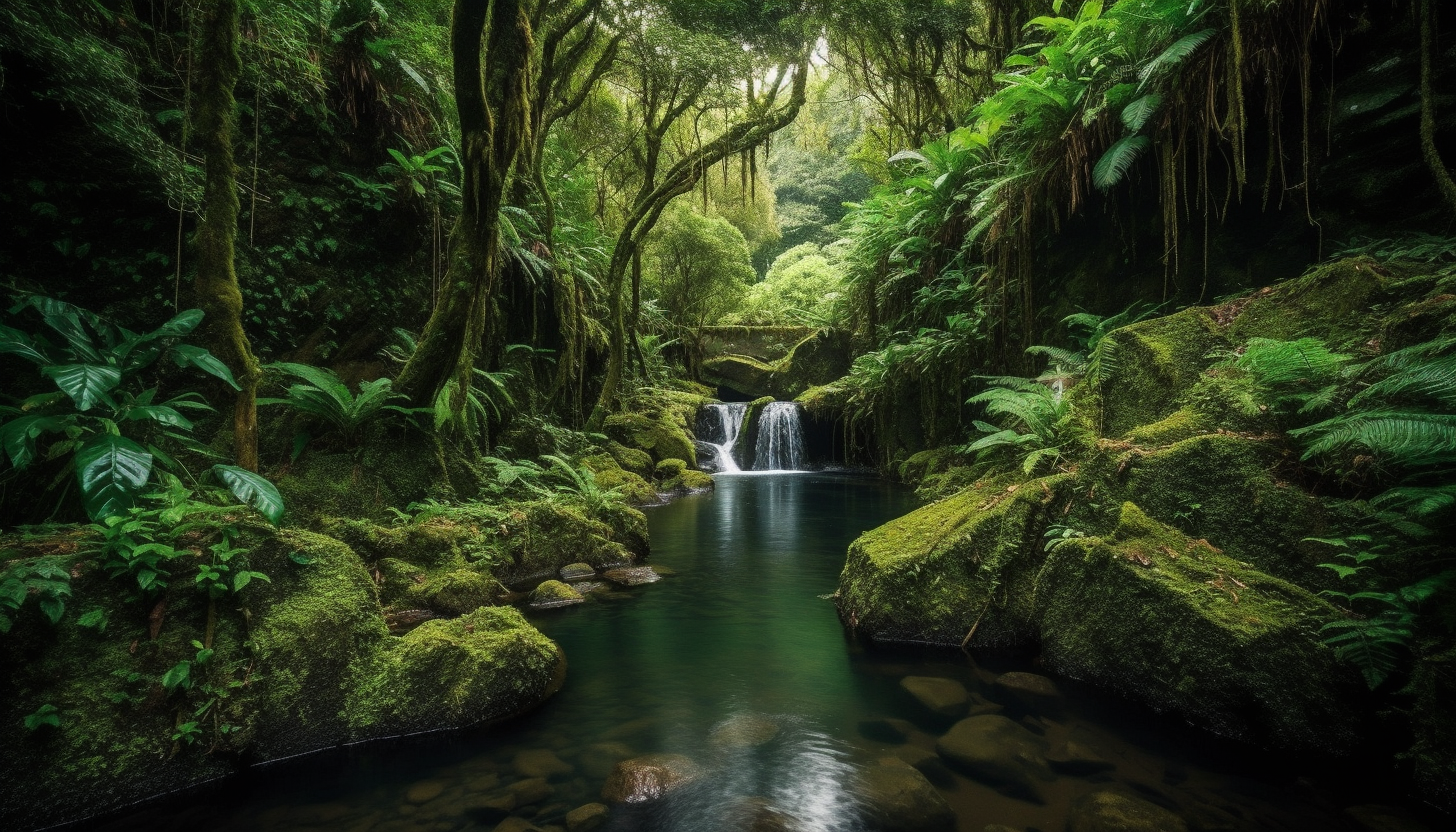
[
  {"xmin": 1067, "ymin": 790, "xmax": 1189, "ymax": 832},
  {"xmin": 600, "ymin": 754, "xmax": 703, "ymax": 804},
  {"xmin": 603, "ymin": 567, "xmax": 661, "ymax": 587},
  {"xmin": 1344, "ymin": 804, "xmax": 1436, "ymax": 832},
  {"xmin": 578, "ymin": 742, "xmax": 635, "ymax": 779},
  {"xmin": 934, "ymin": 715, "xmax": 1054, "ymax": 803},
  {"xmin": 405, "ymin": 780, "xmax": 445, "ymax": 804},
  {"xmin": 994, "ymin": 672, "xmax": 1062, "ymax": 712},
  {"xmin": 529, "ymin": 580, "xmax": 585, "ymax": 609},
  {"xmin": 859, "ymin": 717, "xmax": 916, "ymax": 743},
  {"xmin": 855, "ymin": 758, "xmax": 956, "ymax": 832},
  {"xmin": 512, "ymin": 749, "xmax": 574, "ymax": 780},
  {"xmin": 709, "ymin": 714, "xmax": 781, "ymax": 748},
  {"xmin": 565, "ymin": 802, "xmax": 610, "ymax": 832},
  {"xmin": 900, "ymin": 676, "xmax": 969, "ymax": 718}
]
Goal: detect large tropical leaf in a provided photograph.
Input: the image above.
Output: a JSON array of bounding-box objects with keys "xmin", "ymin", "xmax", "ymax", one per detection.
[
  {"xmin": 75, "ymin": 434, "xmax": 153, "ymax": 520},
  {"xmin": 0, "ymin": 323, "xmax": 54, "ymax": 364},
  {"xmin": 1092, "ymin": 135, "xmax": 1149, "ymax": 190},
  {"xmin": 213, "ymin": 464, "xmax": 285, "ymax": 525},
  {"xmin": 42, "ymin": 363, "xmax": 123, "ymax": 411},
  {"xmin": 0, "ymin": 414, "xmax": 72, "ymax": 469},
  {"xmin": 171, "ymin": 344, "xmax": 240, "ymax": 390}
]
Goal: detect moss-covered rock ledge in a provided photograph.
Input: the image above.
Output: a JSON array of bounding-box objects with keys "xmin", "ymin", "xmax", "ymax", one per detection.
[
  {"xmin": 0, "ymin": 527, "xmax": 565, "ymax": 830},
  {"xmin": 835, "ymin": 260, "xmax": 1452, "ymax": 755}
]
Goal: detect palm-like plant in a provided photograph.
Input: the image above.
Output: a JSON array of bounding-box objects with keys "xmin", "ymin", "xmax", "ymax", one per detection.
[
  {"xmin": 259, "ymin": 362, "xmax": 423, "ymax": 446},
  {"xmin": 543, "ymin": 453, "xmax": 625, "ymax": 516}
]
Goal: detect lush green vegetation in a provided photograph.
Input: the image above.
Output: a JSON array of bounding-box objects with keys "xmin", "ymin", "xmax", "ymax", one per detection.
[{"xmin": 2, "ymin": 0, "xmax": 1455, "ymax": 826}]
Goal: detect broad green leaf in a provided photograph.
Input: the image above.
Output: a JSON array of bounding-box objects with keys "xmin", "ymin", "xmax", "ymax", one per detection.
[
  {"xmin": 0, "ymin": 324, "xmax": 52, "ymax": 364},
  {"xmin": 171, "ymin": 344, "xmax": 240, "ymax": 390},
  {"xmin": 75, "ymin": 434, "xmax": 153, "ymax": 520},
  {"xmin": 1120, "ymin": 94, "xmax": 1161, "ymax": 132},
  {"xmin": 0, "ymin": 414, "xmax": 72, "ymax": 469},
  {"xmin": 122, "ymin": 405, "xmax": 194, "ymax": 430},
  {"xmin": 213, "ymin": 464, "xmax": 285, "ymax": 525},
  {"xmin": 1092, "ymin": 135, "xmax": 1149, "ymax": 190},
  {"xmin": 38, "ymin": 596, "xmax": 65, "ymax": 624},
  {"xmin": 161, "ymin": 661, "xmax": 191, "ymax": 690},
  {"xmin": 42, "ymin": 363, "xmax": 123, "ymax": 411}
]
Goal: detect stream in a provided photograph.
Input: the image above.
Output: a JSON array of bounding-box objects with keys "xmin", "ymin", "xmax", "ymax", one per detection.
[{"xmin": 88, "ymin": 473, "xmax": 1413, "ymax": 832}]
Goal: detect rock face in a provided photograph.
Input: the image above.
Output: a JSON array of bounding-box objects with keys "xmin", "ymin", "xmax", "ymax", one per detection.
[
  {"xmin": 600, "ymin": 754, "xmax": 703, "ymax": 804},
  {"xmin": 900, "ymin": 676, "xmax": 970, "ymax": 718},
  {"xmin": 855, "ymin": 759, "xmax": 956, "ymax": 832},
  {"xmin": 1067, "ymin": 790, "xmax": 1189, "ymax": 832},
  {"xmin": 935, "ymin": 715, "xmax": 1054, "ymax": 803}
]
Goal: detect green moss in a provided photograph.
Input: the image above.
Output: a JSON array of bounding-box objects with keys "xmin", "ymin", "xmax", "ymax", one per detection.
[
  {"xmin": 529, "ymin": 580, "xmax": 582, "ymax": 604},
  {"xmin": 1119, "ymin": 435, "xmax": 1331, "ymax": 585},
  {"xmin": 897, "ymin": 446, "xmax": 964, "ymax": 485},
  {"xmin": 1036, "ymin": 504, "xmax": 1360, "ymax": 750},
  {"xmin": 580, "ymin": 453, "xmax": 658, "ymax": 505},
  {"xmin": 701, "ymin": 330, "xmax": 851, "ymax": 400},
  {"xmin": 344, "ymin": 606, "xmax": 563, "ymax": 735},
  {"xmin": 1223, "ymin": 258, "xmax": 1389, "ymax": 346},
  {"xmin": 607, "ymin": 441, "xmax": 654, "ymax": 478},
  {"xmin": 838, "ymin": 474, "xmax": 1073, "ymax": 645},
  {"xmin": 661, "ymin": 468, "xmax": 715, "ymax": 494},
  {"xmin": 654, "ymin": 458, "xmax": 688, "ymax": 478},
  {"xmin": 426, "ymin": 569, "xmax": 497, "ymax": 615},
  {"xmin": 1123, "ymin": 407, "xmax": 1206, "ymax": 446},
  {"xmin": 1070, "ymin": 307, "xmax": 1230, "ymax": 438},
  {"xmin": 604, "ymin": 411, "xmax": 697, "ymax": 466}
]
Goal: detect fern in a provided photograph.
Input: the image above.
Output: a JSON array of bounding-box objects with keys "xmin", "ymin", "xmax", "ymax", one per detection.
[
  {"xmin": 1092, "ymin": 135, "xmax": 1150, "ymax": 190},
  {"xmin": 962, "ymin": 377, "xmax": 1071, "ymax": 474},
  {"xmin": 1227, "ymin": 337, "xmax": 1352, "ymax": 416},
  {"xmin": 1120, "ymin": 93, "xmax": 1161, "ymax": 132},
  {"xmin": 1137, "ymin": 28, "xmax": 1217, "ymax": 88},
  {"xmin": 259, "ymin": 363, "xmax": 422, "ymax": 445}
]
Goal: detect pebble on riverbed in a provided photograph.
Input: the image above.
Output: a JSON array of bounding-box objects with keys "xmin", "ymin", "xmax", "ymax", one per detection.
[
  {"xmin": 600, "ymin": 754, "xmax": 702, "ymax": 803},
  {"xmin": 900, "ymin": 676, "xmax": 970, "ymax": 718}
]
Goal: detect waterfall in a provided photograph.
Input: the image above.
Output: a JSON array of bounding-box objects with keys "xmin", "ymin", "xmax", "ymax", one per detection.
[
  {"xmin": 698, "ymin": 402, "xmax": 747, "ymax": 473},
  {"xmin": 753, "ymin": 401, "xmax": 805, "ymax": 471}
]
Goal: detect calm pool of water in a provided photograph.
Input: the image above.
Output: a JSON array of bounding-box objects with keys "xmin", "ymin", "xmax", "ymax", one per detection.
[{"xmin": 86, "ymin": 473, "xmax": 1418, "ymax": 832}]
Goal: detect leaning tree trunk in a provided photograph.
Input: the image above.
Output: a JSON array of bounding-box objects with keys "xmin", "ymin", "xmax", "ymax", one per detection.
[
  {"xmin": 1420, "ymin": 0, "xmax": 1456, "ymax": 216},
  {"xmin": 193, "ymin": 0, "xmax": 261, "ymax": 471},
  {"xmin": 396, "ymin": 0, "xmax": 533, "ymax": 425}
]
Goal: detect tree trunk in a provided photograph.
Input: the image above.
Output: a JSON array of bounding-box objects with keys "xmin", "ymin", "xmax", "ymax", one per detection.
[
  {"xmin": 397, "ymin": 0, "xmax": 533, "ymax": 425},
  {"xmin": 1420, "ymin": 0, "xmax": 1456, "ymax": 216},
  {"xmin": 192, "ymin": 0, "xmax": 261, "ymax": 471}
]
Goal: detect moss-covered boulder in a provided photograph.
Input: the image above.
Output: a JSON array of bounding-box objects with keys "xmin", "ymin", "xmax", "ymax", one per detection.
[
  {"xmin": 0, "ymin": 527, "xmax": 564, "ymax": 830},
  {"xmin": 604, "ymin": 411, "xmax": 697, "ymax": 467},
  {"xmin": 838, "ymin": 486, "xmax": 1363, "ymax": 751},
  {"xmin": 528, "ymin": 580, "xmax": 585, "ymax": 610},
  {"xmin": 580, "ymin": 453, "xmax": 658, "ymax": 506},
  {"xmin": 701, "ymin": 329, "xmax": 851, "ymax": 400}
]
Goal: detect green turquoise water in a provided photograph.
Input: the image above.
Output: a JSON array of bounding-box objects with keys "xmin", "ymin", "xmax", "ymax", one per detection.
[{"xmin": 89, "ymin": 473, "xmax": 1414, "ymax": 832}]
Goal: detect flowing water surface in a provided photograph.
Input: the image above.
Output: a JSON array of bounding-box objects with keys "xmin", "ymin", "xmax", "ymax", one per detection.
[{"xmin": 89, "ymin": 474, "xmax": 1411, "ymax": 832}]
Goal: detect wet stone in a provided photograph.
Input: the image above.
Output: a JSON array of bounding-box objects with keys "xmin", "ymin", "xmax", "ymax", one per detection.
[
  {"xmin": 508, "ymin": 778, "xmax": 555, "ymax": 807},
  {"xmin": 891, "ymin": 746, "xmax": 954, "ymax": 787},
  {"xmin": 859, "ymin": 717, "xmax": 916, "ymax": 743},
  {"xmin": 900, "ymin": 676, "xmax": 969, "ymax": 718},
  {"xmin": 856, "ymin": 758, "xmax": 956, "ymax": 832},
  {"xmin": 600, "ymin": 754, "xmax": 702, "ymax": 804},
  {"xmin": 994, "ymin": 671, "xmax": 1063, "ymax": 712},
  {"xmin": 1048, "ymin": 739, "xmax": 1115, "ymax": 775},
  {"xmin": 572, "ymin": 581, "xmax": 608, "ymax": 594},
  {"xmin": 935, "ymin": 715, "xmax": 1054, "ymax": 803},
  {"xmin": 560, "ymin": 563, "xmax": 596, "ymax": 581},
  {"xmin": 405, "ymin": 781, "xmax": 445, "ymax": 804},
  {"xmin": 709, "ymin": 713, "xmax": 780, "ymax": 748},
  {"xmin": 564, "ymin": 803, "xmax": 610, "ymax": 832},
  {"xmin": 491, "ymin": 818, "xmax": 544, "ymax": 832},
  {"xmin": 385, "ymin": 609, "xmax": 439, "ymax": 634},
  {"xmin": 529, "ymin": 580, "xmax": 585, "ymax": 610},
  {"xmin": 514, "ymin": 749, "xmax": 575, "ymax": 780},
  {"xmin": 1067, "ymin": 790, "xmax": 1189, "ymax": 832},
  {"xmin": 602, "ymin": 567, "xmax": 661, "ymax": 586}
]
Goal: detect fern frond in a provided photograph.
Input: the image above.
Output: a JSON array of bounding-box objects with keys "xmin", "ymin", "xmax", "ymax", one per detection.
[
  {"xmin": 1293, "ymin": 410, "xmax": 1456, "ymax": 467},
  {"xmin": 1120, "ymin": 93, "xmax": 1161, "ymax": 132},
  {"xmin": 1092, "ymin": 135, "xmax": 1149, "ymax": 190},
  {"xmin": 1137, "ymin": 28, "xmax": 1217, "ymax": 88}
]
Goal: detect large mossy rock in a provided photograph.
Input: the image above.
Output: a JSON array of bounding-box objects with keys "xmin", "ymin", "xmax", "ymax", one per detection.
[
  {"xmin": 838, "ymin": 476, "xmax": 1362, "ymax": 751},
  {"xmin": 0, "ymin": 528, "xmax": 564, "ymax": 830},
  {"xmin": 701, "ymin": 329, "xmax": 850, "ymax": 401}
]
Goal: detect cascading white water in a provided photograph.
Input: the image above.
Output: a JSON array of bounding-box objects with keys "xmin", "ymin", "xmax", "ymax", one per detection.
[
  {"xmin": 700, "ymin": 402, "xmax": 748, "ymax": 473},
  {"xmin": 753, "ymin": 401, "xmax": 805, "ymax": 471}
]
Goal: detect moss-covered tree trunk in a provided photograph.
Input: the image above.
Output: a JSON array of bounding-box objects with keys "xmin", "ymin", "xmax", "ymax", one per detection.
[
  {"xmin": 192, "ymin": 0, "xmax": 261, "ymax": 471},
  {"xmin": 1420, "ymin": 0, "xmax": 1456, "ymax": 216},
  {"xmin": 396, "ymin": 0, "xmax": 533, "ymax": 424}
]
